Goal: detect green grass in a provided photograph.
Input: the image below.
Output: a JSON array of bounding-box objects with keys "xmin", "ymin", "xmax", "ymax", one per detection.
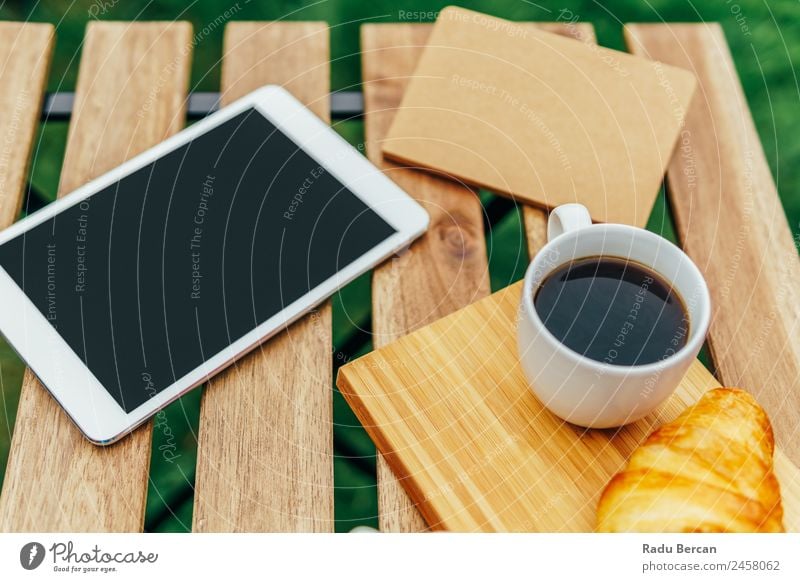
[{"xmin": 0, "ymin": 0, "xmax": 798, "ymax": 531}]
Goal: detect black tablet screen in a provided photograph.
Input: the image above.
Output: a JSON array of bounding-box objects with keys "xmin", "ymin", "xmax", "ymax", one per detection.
[{"xmin": 0, "ymin": 108, "xmax": 396, "ymax": 412}]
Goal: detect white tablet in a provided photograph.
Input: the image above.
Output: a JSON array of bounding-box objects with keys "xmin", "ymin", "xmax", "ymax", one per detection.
[{"xmin": 0, "ymin": 85, "xmax": 428, "ymax": 444}]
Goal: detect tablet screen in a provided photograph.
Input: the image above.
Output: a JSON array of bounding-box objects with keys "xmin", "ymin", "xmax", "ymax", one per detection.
[{"xmin": 0, "ymin": 108, "xmax": 396, "ymax": 412}]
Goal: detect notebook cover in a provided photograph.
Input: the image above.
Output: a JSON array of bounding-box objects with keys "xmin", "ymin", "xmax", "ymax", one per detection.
[{"xmin": 382, "ymin": 7, "xmax": 697, "ymax": 226}]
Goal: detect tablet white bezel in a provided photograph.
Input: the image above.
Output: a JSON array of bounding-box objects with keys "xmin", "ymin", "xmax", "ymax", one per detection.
[{"xmin": 0, "ymin": 85, "xmax": 429, "ymax": 444}]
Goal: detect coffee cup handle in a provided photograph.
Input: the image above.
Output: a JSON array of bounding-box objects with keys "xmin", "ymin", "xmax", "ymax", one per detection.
[{"xmin": 547, "ymin": 204, "xmax": 592, "ymax": 242}]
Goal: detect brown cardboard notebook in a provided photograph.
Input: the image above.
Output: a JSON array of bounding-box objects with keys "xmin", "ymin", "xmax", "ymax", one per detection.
[{"xmin": 382, "ymin": 7, "xmax": 697, "ymax": 226}]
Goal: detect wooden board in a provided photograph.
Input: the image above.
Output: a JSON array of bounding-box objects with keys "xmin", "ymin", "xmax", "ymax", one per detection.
[
  {"xmin": 0, "ymin": 22, "xmax": 192, "ymax": 532},
  {"xmin": 338, "ymin": 281, "xmax": 800, "ymax": 531},
  {"xmin": 382, "ymin": 7, "xmax": 697, "ymax": 227},
  {"xmin": 0, "ymin": 23, "xmax": 54, "ymax": 229},
  {"xmin": 625, "ymin": 24, "xmax": 800, "ymax": 466},
  {"xmin": 362, "ymin": 24, "xmax": 491, "ymax": 532},
  {"xmin": 192, "ymin": 22, "xmax": 334, "ymax": 532}
]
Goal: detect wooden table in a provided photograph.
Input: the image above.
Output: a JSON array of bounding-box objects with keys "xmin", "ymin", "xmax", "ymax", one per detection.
[{"xmin": 0, "ymin": 19, "xmax": 798, "ymax": 532}]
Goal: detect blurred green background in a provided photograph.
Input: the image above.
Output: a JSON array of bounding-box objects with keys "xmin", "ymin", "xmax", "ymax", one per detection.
[{"xmin": 0, "ymin": 0, "xmax": 797, "ymax": 531}]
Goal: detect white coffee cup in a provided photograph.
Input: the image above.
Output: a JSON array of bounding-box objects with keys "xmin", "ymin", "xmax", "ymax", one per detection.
[{"xmin": 517, "ymin": 203, "xmax": 711, "ymax": 428}]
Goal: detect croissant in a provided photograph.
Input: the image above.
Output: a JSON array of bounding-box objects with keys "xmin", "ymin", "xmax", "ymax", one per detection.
[{"xmin": 597, "ymin": 387, "xmax": 784, "ymax": 532}]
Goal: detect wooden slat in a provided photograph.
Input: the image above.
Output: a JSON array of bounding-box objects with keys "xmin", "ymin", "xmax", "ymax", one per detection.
[
  {"xmin": 520, "ymin": 23, "xmax": 800, "ymax": 530},
  {"xmin": 0, "ymin": 23, "xmax": 53, "ymax": 229},
  {"xmin": 520, "ymin": 23, "xmax": 800, "ymax": 526},
  {"xmin": 363, "ymin": 24, "xmax": 491, "ymax": 532},
  {"xmin": 192, "ymin": 22, "xmax": 333, "ymax": 532},
  {"xmin": 625, "ymin": 24, "xmax": 800, "ymax": 464},
  {"xmin": 0, "ymin": 22, "xmax": 192, "ymax": 532},
  {"xmin": 522, "ymin": 23, "xmax": 597, "ymax": 257},
  {"xmin": 364, "ymin": 22, "xmax": 600, "ymax": 533}
]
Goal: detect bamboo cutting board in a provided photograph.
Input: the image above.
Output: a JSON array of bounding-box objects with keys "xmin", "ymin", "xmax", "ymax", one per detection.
[{"xmin": 337, "ymin": 282, "xmax": 800, "ymax": 532}]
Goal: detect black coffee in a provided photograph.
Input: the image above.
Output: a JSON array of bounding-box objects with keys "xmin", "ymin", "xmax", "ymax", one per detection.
[{"xmin": 533, "ymin": 256, "xmax": 689, "ymax": 366}]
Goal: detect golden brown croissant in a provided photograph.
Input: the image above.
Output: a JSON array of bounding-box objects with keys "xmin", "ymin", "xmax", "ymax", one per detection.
[{"xmin": 597, "ymin": 387, "xmax": 784, "ymax": 532}]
